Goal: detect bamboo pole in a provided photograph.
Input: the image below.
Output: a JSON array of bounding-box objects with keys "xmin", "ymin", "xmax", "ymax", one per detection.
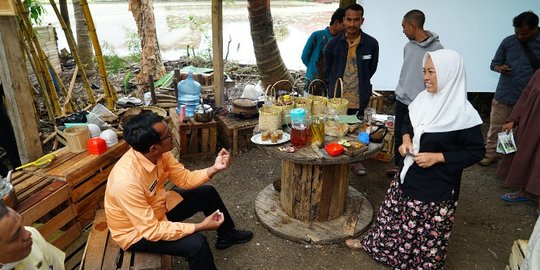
[
  {"xmin": 15, "ymin": 0, "xmax": 62, "ymax": 116},
  {"xmin": 45, "ymin": 57, "xmax": 75, "ymax": 113},
  {"xmin": 21, "ymin": 34, "xmax": 55, "ymax": 121},
  {"xmin": 48, "ymin": 0, "xmax": 96, "ymax": 105},
  {"xmin": 79, "ymin": 0, "xmax": 116, "ymax": 110}
]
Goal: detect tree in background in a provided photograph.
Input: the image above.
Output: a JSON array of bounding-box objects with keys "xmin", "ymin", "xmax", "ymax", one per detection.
[
  {"xmin": 73, "ymin": 0, "xmax": 95, "ymax": 74},
  {"xmin": 128, "ymin": 0, "xmax": 165, "ymax": 83},
  {"xmin": 247, "ymin": 0, "xmax": 293, "ymax": 87}
]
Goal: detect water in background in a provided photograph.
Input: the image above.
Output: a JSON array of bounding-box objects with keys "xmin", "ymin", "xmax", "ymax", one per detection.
[{"xmin": 40, "ymin": 2, "xmax": 337, "ymax": 71}]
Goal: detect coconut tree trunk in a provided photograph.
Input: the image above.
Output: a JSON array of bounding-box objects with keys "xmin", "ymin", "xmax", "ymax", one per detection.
[
  {"xmin": 247, "ymin": 0, "xmax": 293, "ymax": 87},
  {"xmin": 339, "ymin": 0, "xmax": 355, "ymax": 8},
  {"xmin": 72, "ymin": 0, "xmax": 95, "ymax": 74},
  {"xmin": 129, "ymin": 0, "xmax": 165, "ymax": 84},
  {"xmin": 59, "ymin": 0, "xmax": 70, "ymax": 29}
]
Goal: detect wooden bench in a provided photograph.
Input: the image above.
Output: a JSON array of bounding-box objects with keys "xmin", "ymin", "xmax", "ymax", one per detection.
[{"xmin": 80, "ymin": 210, "xmax": 171, "ymax": 270}]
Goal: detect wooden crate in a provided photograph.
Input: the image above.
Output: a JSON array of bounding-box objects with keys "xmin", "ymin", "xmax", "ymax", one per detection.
[
  {"xmin": 217, "ymin": 114, "xmax": 259, "ymax": 154},
  {"xmin": 368, "ymin": 91, "xmax": 384, "ymax": 114},
  {"xmin": 507, "ymin": 239, "xmax": 528, "ymax": 270},
  {"xmin": 20, "ymin": 140, "xmax": 129, "ymax": 227},
  {"xmin": 169, "ymin": 108, "xmax": 217, "ymax": 158},
  {"xmin": 372, "ymin": 129, "xmax": 395, "ymax": 162},
  {"xmin": 12, "ymin": 172, "xmax": 82, "ymax": 251},
  {"xmin": 80, "ymin": 210, "xmax": 171, "ymax": 270}
]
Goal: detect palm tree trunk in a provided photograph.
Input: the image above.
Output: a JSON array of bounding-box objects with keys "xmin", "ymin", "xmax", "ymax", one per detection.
[
  {"xmin": 72, "ymin": 0, "xmax": 95, "ymax": 74},
  {"xmin": 247, "ymin": 0, "xmax": 293, "ymax": 87},
  {"xmin": 339, "ymin": 0, "xmax": 355, "ymax": 8},
  {"xmin": 59, "ymin": 0, "xmax": 70, "ymax": 29},
  {"xmin": 129, "ymin": 0, "xmax": 165, "ymax": 84}
]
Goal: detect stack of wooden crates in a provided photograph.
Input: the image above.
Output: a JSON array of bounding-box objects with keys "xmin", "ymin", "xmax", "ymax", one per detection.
[{"xmin": 12, "ymin": 140, "xmax": 129, "ymax": 269}]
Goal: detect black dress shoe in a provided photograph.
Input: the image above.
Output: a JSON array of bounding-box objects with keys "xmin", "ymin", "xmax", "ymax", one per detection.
[{"xmin": 215, "ymin": 229, "xmax": 253, "ymax": 250}]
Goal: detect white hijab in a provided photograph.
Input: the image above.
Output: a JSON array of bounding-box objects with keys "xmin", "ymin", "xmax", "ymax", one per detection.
[{"xmin": 400, "ymin": 49, "xmax": 483, "ymax": 183}]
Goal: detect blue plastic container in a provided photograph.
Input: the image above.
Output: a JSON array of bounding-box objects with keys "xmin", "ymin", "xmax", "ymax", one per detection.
[{"xmin": 177, "ymin": 72, "xmax": 202, "ymax": 117}]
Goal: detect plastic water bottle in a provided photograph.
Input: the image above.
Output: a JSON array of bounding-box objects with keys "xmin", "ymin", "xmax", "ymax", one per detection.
[{"xmin": 177, "ymin": 72, "xmax": 202, "ymax": 117}]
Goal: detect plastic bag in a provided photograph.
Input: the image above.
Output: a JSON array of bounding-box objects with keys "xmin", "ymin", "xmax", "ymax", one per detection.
[
  {"xmin": 90, "ymin": 103, "xmax": 118, "ymax": 122},
  {"xmin": 86, "ymin": 112, "xmax": 110, "ymax": 130},
  {"xmin": 241, "ymin": 80, "xmax": 265, "ymax": 100}
]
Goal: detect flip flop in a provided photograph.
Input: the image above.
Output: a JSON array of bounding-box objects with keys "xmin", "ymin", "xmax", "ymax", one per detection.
[
  {"xmin": 351, "ymin": 162, "xmax": 367, "ymax": 176},
  {"xmin": 345, "ymin": 239, "xmax": 363, "ymax": 251},
  {"xmin": 501, "ymin": 192, "xmax": 530, "ymax": 202},
  {"xmin": 386, "ymin": 165, "xmax": 400, "ymax": 177}
]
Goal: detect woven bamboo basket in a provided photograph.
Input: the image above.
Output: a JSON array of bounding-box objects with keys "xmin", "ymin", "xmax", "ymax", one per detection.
[
  {"xmin": 327, "ymin": 78, "xmax": 349, "ymax": 115},
  {"xmin": 268, "ymin": 80, "xmax": 294, "ymax": 124},
  {"xmin": 259, "ymin": 106, "xmax": 282, "ymax": 132},
  {"xmin": 307, "ymin": 79, "xmax": 328, "ymax": 116},
  {"xmin": 63, "ymin": 126, "xmax": 90, "ymax": 153}
]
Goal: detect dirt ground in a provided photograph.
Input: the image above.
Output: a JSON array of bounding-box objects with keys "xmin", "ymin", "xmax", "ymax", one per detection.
[{"xmin": 175, "ymin": 132, "xmax": 537, "ymax": 270}]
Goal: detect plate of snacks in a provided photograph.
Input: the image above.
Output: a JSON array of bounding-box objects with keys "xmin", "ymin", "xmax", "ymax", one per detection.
[{"xmin": 251, "ymin": 130, "xmax": 290, "ymax": 145}]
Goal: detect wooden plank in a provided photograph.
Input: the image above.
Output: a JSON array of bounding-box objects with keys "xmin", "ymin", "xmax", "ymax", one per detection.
[
  {"xmin": 120, "ymin": 251, "xmax": 132, "ymax": 270},
  {"xmin": 233, "ymin": 128, "xmax": 239, "ymax": 154},
  {"xmin": 512, "ymin": 240, "xmax": 525, "ymax": 268},
  {"xmin": 39, "ymin": 204, "xmax": 78, "ymax": 239},
  {"xmin": 52, "ymin": 221, "xmax": 83, "ymax": 251},
  {"xmin": 188, "ymin": 127, "xmax": 198, "ymax": 154},
  {"xmin": 0, "ymin": 16, "xmax": 43, "ymax": 163},
  {"xmin": 18, "ymin": 181, "xmax": 69, "ymax": 224},
  {"xmin": 83, "ymin": 210, "xmax": 109, "ymax": 270},
  {"xmin": 209, "ymin": 126, "xmax": 217, "ymax": 154},
  {"xmin": 342, "ymin": 197, "xmax": 362, "ymax": 236},
  {"xmin": 180, "ymin": 129, "xmax": 188, "ymax": 155},
  {"xmin": 211, "ymin": 0, "xmax": 223, "ymax": 106},
  {"xmin": 280, "ymin": 160, "xmax": 293, "ymax": 217},
  {"xmin": 71, "ymin": 165, "xmax": 113, "ymax": 203},
  {"xmin": 133, "ymin": 253, "xmax": 162, "ymax": 270},
  {"xmin": 161, "ymin": 255, "xmax": 172, "ymax": 270},
  {"xmin": 64, "ymin": 228, "xmax": 90, "ymax": 270},
  {"xmin": 14, "ymin": 175, "xmax": 53, "ymax": 201},
  {"xmin": 102, "ymin": 236, "xmax": 122, "ymax": 270},
  {"xmin": 76, "ymin": 184, "xmax": 106, "ymax": 227},
  {"xmin": 309, "ymin": 165, "xmax": 323, "ymax": 221},
  {"xmin": 201, "ymin": 127, "xmax": 209, "ymax": 153}
]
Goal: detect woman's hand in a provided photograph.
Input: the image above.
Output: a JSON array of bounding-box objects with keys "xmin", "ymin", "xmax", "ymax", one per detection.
[
  {"xmin": 413, "ymin": 152, "xmax": 445, "ymax": 168},
  {"xmin": 502, "ymin": 122, "xmax": 514, "ymax": 133},
  {"xmin": 399, "ymin": 134, "xmax": 414, "ymax": 157}
]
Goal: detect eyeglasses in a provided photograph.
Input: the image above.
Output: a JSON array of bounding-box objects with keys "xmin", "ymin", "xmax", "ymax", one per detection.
[{"xmin": 159, "ymin": 133, "xmax": 172, "ymax": 142}]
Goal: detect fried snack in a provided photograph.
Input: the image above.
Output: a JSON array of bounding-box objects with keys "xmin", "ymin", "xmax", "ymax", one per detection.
[
  {"xmin": 271, "ymin": 131, "xmax": 279, "ymax": 143},
  {"xmin": 261, "ymin": 131, "xmax": 271, "ymax": 141},
  {"xmin": 276, "ymin": 130, "xmax": 283, "ymax": 140}
]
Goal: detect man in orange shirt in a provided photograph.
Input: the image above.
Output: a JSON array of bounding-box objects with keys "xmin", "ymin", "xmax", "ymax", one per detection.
[{"xmin": 104, "ymin": 113, "xmax": 252, "ymax": 269}]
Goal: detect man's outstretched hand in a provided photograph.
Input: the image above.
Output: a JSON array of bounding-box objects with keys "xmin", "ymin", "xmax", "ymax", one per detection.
[
  {"xmin": 207, "ymin": 148, "xmax": 231, "ymax": 178},
  {"xmin": 195, "ymin": 210, "xmax": 225, "ymax": 232}
]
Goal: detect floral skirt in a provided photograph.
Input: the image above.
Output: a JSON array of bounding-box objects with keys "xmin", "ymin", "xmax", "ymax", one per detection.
[{"xmin": 362, "ymin": 179, "xmax": 458, "ymax": 270}]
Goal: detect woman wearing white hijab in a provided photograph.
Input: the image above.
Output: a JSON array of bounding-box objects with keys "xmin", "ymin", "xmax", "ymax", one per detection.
[{"xmin": 347, "ymin": 49, "xmax": 485, "ymax": 269}]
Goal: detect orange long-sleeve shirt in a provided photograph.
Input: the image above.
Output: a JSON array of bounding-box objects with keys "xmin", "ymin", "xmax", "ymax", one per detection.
[{"xmin": 104, "ymin": 148, "xmax": 210, "ymax": 250}]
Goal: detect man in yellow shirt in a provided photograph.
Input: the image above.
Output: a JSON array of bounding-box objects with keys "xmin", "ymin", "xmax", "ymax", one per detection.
[
  {"xmin": 105, "ymin": 112, "xmax": 252, "ymax": 270},
  {"xmin": 0, "ymin": 201, "xmax": 65, "ymax": 270}
]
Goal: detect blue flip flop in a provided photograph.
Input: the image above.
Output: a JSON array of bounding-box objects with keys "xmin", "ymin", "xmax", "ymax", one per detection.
[{"xmin": 501, "ymin": 192, "xmax": 530, "ymax": 202}]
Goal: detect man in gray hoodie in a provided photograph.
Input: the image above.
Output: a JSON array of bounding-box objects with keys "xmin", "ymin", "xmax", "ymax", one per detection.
[{"xmin": 387, "ymin": 9, "xmax": 444, "ymax": 176}]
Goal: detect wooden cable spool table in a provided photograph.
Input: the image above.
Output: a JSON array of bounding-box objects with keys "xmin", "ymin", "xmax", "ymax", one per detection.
[{"xmin": 254, "ymin": 134, "xmax": 382, "ymax": 244}]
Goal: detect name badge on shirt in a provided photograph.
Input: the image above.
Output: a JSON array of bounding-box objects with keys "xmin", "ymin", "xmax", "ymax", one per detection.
[
  {"xmin": 149, "ymin": 179, "xmax": 158, "ymax": 193},
  {"xmin": 362, "ymin": 54, "xmax": 372, "ymax": 60}
]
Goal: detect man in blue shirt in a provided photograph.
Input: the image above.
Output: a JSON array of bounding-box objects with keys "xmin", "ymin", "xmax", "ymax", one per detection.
[
  {"xmin": 301, "ymin": 8, "xmax": 345, "ymax": 95},
  {"xmin": 480, "ymin": 11, "xmax": 540, "ymax": 166}
]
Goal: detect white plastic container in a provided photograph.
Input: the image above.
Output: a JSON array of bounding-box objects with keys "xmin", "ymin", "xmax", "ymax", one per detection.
[
  {"xmin": 99, "ymin": 129, "xmax": 118, "ymax": 147},
  {"xmin": 87, "ymin": 124, "xmax": 101, "ymax": 138}
]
